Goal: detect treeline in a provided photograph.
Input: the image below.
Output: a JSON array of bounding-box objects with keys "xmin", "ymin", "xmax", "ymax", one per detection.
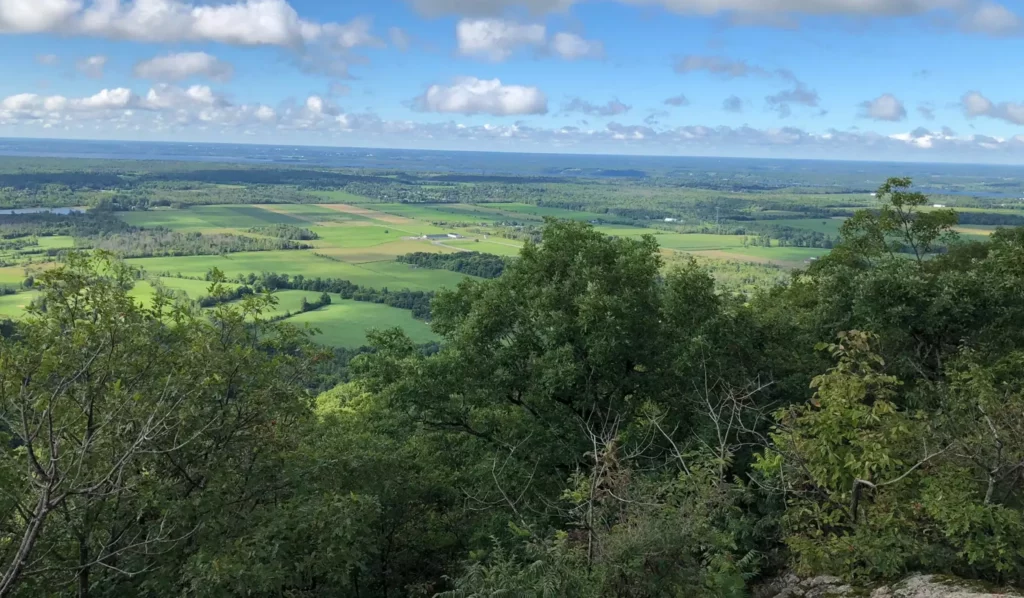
[
  {"xmin": 396, "ymin": 250, "xmax": 508, "ymax": 278},
  {"xmin": 81, "ymin": 230, "xmax": 312, "ymax": 258},
  {"xmin": 0, "ymin": 211, "xmax": 132, "ymax": 239},
  {"xmin": 221, "ymin": 271, "xmax": 434, "ymax": 320},
  {"xmin": 247, "ymin": 224, "xmax": 320, "ymax": 240}
]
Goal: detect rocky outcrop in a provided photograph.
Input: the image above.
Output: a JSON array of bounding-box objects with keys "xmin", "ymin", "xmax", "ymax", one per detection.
[{"xmin": 756, "ymin": 574, "xmax": 1020, "ymax": 598}]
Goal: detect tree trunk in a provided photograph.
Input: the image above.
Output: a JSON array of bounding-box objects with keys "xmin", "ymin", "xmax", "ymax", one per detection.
[{"xmin": 0, "ymin": 484, "xmax": 52, "ymax": 598}]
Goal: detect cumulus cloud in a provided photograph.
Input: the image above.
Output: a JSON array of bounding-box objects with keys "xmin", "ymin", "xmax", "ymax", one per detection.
[
  {"xmin": 549, "ymin": 32, "xmax": 603, "ymax": 59},
  {"xmin": 563, "ymin": 97, "xmax": 631, "ymax": 116},
  {"xmin": 456, "ymin": 18, "xmax": 546, "ymax": 61},
  {"xmin": 722, "ymin": 95, "xmax": 743, "ymax": 113},
  {"xmin": 454, "ymin": 18, "xmax": 601, "ymax": 62},
  {"xmin": 962, "ymin": 91, "xmax": 1024, "ymax": 125},
  {"xmin": 859, "ymin": 93, "xmax": 907, "ymax": 121},
  {"xmin": 404, "ymin": 0, "xmax": 1022, "ymax": 38},
  {"xmin": 663, "ymin": 94, "xmax": 690, "ymax": 107},
  {"xmin": 0, "ymin": 0, "xmax": 383, "ymax": 51},
  {"xmin": 76, "ymin": 55, "xmax": 107, "ymax": 78},
  {"xmin": 412, "ymin": 76, "xmax": 548, "ymax": 116},
  {"xmin": 765, "ymin": 84, "xmax": 820, "ymax": 117},
  {"xmin": 917, "ymin": 102, "xmax": 936, "ymax": 120},
  {"xmin": 133, "ymin": 52, "xmax": 233, "ymax": 82},
  {"xmin": 959, "ymin": 1, "xmax": 1022, "ymax": 35}
]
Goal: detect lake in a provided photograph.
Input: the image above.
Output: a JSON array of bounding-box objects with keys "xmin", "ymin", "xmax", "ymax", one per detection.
[{"xmin": 0, "ymin": 207, "xmax": 87, "ymax": 215}]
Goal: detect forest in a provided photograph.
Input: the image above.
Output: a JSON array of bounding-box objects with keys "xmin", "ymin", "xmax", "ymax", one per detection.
[
  {"xmin": 2, "ymin": 178, "xmax": 1024, "ymax": 597},
  {"xmin": 396, "ymin": 251, "xmax": 508, "ymax": 279}
]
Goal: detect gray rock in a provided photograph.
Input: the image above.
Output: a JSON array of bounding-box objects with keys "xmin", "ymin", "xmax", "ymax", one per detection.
[{"xmin": 757, "ymin": 573, "xmax": 1020, "ymax": 598}]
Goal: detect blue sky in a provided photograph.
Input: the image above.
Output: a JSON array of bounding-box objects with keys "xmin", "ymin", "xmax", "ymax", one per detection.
[{"xmin": 2, "ymin": 0, "xmax": 1024, "ymax": 162}]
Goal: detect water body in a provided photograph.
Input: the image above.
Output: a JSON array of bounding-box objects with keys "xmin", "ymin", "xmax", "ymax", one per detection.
[{"xmin": 0, "ymin": 207, "xmax": 87, "ymax": 215}]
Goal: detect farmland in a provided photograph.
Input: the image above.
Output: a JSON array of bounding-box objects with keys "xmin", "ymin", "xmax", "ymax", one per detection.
[{"xmin": 1, "ymin": 152, "xmax": 1022, "ymax": 348}]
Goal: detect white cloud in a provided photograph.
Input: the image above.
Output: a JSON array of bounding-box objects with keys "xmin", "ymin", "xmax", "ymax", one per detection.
[
  {"xmin": 0, "ymin": 0, "xmax": 383, "ymax": 51},
  {"xmin": 456, "ymin": 18, "xmax": 546, "ymax": 61},
  {"xmin": 960, "ymin": 1, "xmax": 1022, "ymax": 35},
  {"xmin": 413, "ymin": 76, "xmax": 548, "ymax": 115},
  {"xmin": 0, "ymin": 0, "xmax": 81, "ymax": 33},
  {"xmin": 35, "ymin": 53, "xmax": 59, "ymax": 65},
  {"xmin": 389, "ymin": 26, "xmax": 411, "ymax": 50},
  {"xmin": 133, "ymin": 52, "xmax": 233, "ymax": 82},
  {"xmin": 917, "ymin": 103, "xmax": 936, "ymax": 120},
  {"xmin": 141, "ymin": 84, "xmax": 226, "ymax": 110},
  {"xmin": 455, "ymin": 18, "xmax": 601, "ymax": 62},
  {"xmin": 76, "ymin": 55, "xmax": 107, "ymax": 78},
  {"xmin": 962, "ymin": 91, "xmax": 1024, "ymax": 125},
  {"xmin": 549, "ymin": 32, "xmax": 603, "ymax": 60},
  {"xmin": 859, "ymin": 93, "xmax": 907, "ymax": 121}
]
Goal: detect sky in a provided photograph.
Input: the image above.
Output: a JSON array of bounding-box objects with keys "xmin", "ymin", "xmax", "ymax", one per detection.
[{"xmin": 3, "ymin": 0, "xmax": 1024, "ymax": 162}]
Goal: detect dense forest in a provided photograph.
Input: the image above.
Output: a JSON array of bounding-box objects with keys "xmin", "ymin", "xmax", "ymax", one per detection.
[
  {"xmin": 396, "ymin": 251, "xmax": 508, "ymax": 279},
  {"xmin": 2, "ymin": 179, "xmax": 1024, "ymax": 597}
]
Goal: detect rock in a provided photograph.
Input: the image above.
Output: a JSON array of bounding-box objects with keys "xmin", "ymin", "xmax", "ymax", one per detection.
[
  {"xmin": 870, "ymin": 575, "xmax": 1020, "ymax": 598},
  {"xmin": 757, "ymin": 573, "xmax": 1020, "ymax": 598}
]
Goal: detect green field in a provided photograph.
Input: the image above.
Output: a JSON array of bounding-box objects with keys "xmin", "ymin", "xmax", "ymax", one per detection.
[
  {"xmin": 118, "ymin": 205, "xmax": 309, "ymax": 230},
  {"xmin": 763, "ymin": 218, "xmax": 845, "ymax": 236},
  {"xmin": 446, "ymin": 238, "xmax": 525, "ymax": 256},
  {"xmin": 285, "ymin": 298, "xmax": 438, "ymax": 348},
  {"xmin": 0, "ymin": 291, "xmax": 37, "ymax": 317},
  {"xmin": 307, "ymin": 190, "xmax": 376, "ymax": 203}
]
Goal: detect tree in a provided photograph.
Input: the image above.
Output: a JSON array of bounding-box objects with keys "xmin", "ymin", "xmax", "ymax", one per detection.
[
  {"xmin": 837, "ymin": 177, "xmax": 958, "ymax": 264},
  {"xmin": 0, "ymin": 253, "xmax": 371, "ymax": 597}
]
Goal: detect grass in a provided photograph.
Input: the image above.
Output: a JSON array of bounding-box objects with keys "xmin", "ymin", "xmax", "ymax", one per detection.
[
  {"xmin": 446, "ymin": 239, "xmax": 524, "ymax": 256},
  {"xmin": 129, "ymin": 277, "xmax": 225, "ymax": 305},
  {"xmin": 308, "ymin": 225, "xmax": 417, "ymax": 249},
  {"xmin": 117, "ymin": 205, "xmax": 308, "ymax": 230},
  {"xmin": 314, "ymin": 240, "xmax": 456, "ymax": 263},
  {"xmin": 0, "ymin": 291, "xmax": 38, "ymax": 317},
  {"xmin": 283, "ymin": 298, "xmax": 438, "ymax": 348},
  {"xmin": 351, "ymin": 261, "xmax": 469, "ymax": 291}
]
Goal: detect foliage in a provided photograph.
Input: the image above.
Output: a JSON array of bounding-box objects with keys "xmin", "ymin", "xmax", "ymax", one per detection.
[
  {"xmin": 81, "ymin": 229, "xmax": 312, "ymax": 257},
  {"xmin": 247, "ymin": 224, "xmax": 320, "ymax": 240},
  {"xmin": 396, "ymin": 251, "xmax": 508, "ymax": 279},
  {"xmin": 0, "ymin": 253, "xmax": 375, "ymax": 597}
]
